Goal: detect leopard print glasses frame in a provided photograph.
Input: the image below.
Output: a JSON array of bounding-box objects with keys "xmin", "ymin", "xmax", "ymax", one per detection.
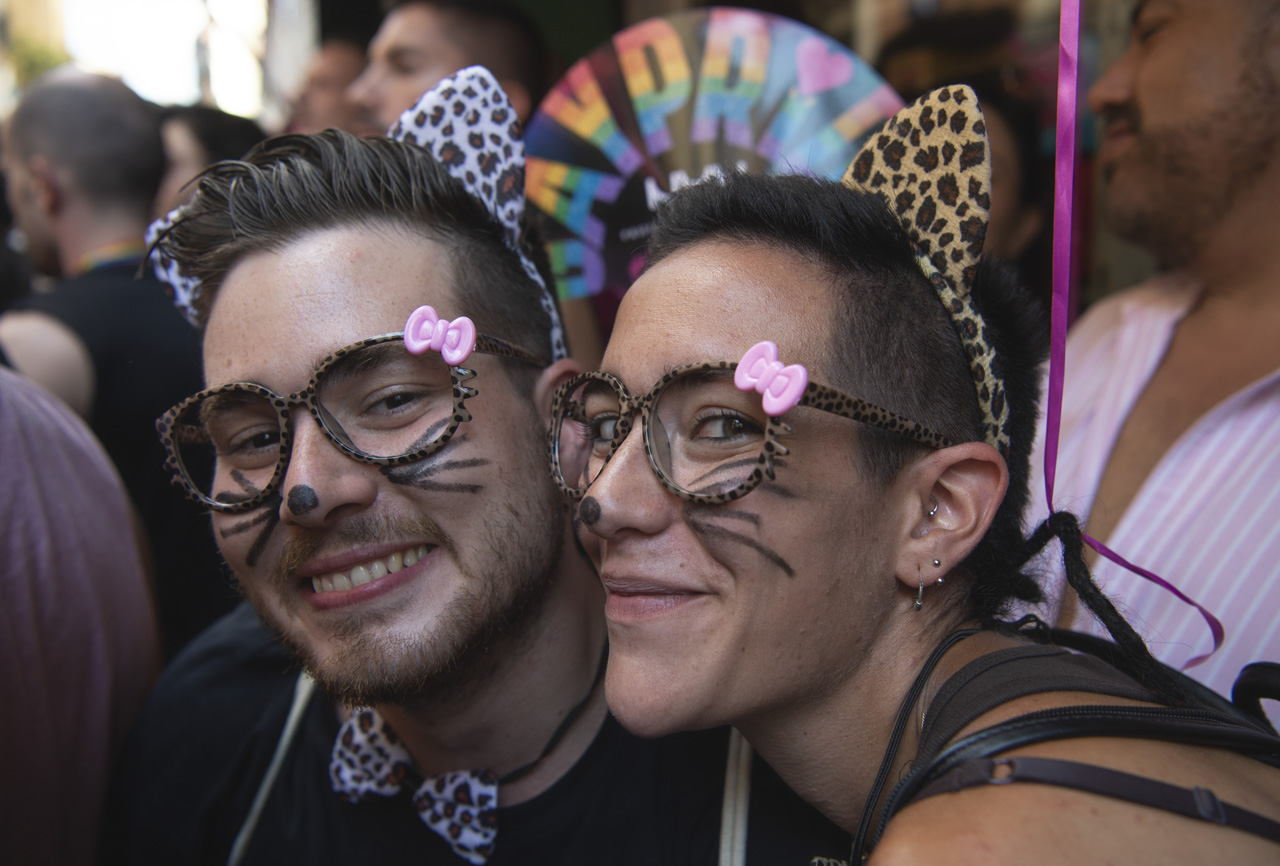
[
  {"xmin": 548, "ymin": 359, "xmax": 954, "ymax": 506},
  {"xmin": 157, "ymin": 331, "xmax": 545, "ymax": 514}
]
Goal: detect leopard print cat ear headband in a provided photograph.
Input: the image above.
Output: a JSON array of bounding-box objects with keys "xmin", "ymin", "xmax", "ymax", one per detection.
[
  {"xmin": 841, "ymin": 85, "xmax": 1010, "ymax": 455},
  {"xmin": 392, "ymin": 66, "xmax": 566, "ymax": 361},
  {"xmin": 147, "ymin": 66, "xmax": 567, "ymax": 362}
]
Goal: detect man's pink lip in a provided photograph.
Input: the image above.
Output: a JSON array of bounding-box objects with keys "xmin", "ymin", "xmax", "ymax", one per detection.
[
  {"xmin": 1098, "ymin": 124, "xmax": 1137, "ymax": 164},
  {"xmin": 297, "ymin": 541, "xmax": 436, "ymax": 579},
  {"xmin": 306, "ymin": 547, "xmax": 441, "ymax": 611}
]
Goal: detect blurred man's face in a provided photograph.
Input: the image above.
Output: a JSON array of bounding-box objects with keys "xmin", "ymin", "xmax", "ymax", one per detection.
[
  {"xmin": 1087, "ymin": 0, "xmax": 1280, "ymax": 264},
  {"xmin": 348, "ymin": 4, "xmax": 469, "ymax": 132},
  {"xmin": 289, "ymin": 41, "xmax": 379, "ymax": 137}
]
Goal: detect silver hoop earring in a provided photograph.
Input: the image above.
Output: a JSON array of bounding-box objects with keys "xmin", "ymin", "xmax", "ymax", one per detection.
[
  {"xmin": 927, "ymin": 495, "xmax": 939, "ymax": 518},
  {"xmin": 914, "ymin": 570, "xmax": 925, "ymax": 611}
]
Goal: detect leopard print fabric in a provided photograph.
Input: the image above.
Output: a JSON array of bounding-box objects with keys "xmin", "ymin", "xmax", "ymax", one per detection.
[
  {"xmin": 841, "ymin": 85, "xmax": 1010, "ymax": 455},
  {"xmin": 146, "ymin": 209, "xmax": 200, "ymax": 326},
  {"xmin": 394, "ymin": 66, "xmax": 568, "ymax": 362},
  {"xmin": 146, "ymin": 66, "xmax": 569, "ymax": 363},
  {"xmin": 331, "ymin": 708, "xmax": 499, "ymax": 864}
]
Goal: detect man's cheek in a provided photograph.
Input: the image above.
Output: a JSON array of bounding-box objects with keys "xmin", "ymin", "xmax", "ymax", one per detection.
[{"xmin": 214, "ymin": 496, "xmax": 281, "ymax": 569}]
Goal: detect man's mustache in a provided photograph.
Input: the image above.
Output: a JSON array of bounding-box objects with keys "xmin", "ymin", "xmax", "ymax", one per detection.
[
  {"xmin": 1099, "ymin": 103, "xmax": 1142, "ymax": 136},
  {"xmin": 272, "ymin": 514, "xmax": 454, "ymax": 591}
]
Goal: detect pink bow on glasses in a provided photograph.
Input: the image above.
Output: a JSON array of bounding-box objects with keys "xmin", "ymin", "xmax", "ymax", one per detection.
[
  {"xmin": 404, "ymin": 305, "xmax": 477, "ymax": 365},
  {"xmin": 734, "ymin": 341, "xmax": 809, "ymax": 415}
]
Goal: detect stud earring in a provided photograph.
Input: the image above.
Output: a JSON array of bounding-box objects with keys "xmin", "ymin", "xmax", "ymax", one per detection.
[{"xmin": 933, "ymin": 559, "xmax": 941, "ymax": 568}]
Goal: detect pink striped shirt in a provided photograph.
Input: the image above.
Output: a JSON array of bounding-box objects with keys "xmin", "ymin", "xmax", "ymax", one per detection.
[{"xmin": 1025, "ymin": 273, "xmax": 1280, "ymax": 721}]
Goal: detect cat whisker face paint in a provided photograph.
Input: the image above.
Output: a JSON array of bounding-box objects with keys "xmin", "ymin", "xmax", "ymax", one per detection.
[
  {"xmin": 383, "ymin": 433, "xmax": 489, "ymax": 495},
  {"xmin": 287, "ymin": 485, "xmax": 320, "ymax": 516},
  {"xmin": 215, "ymin": 470, "xmax": 281, "ymax": 568},
  {"xmin": 683, "ymin": 504, "xmax": 795, "ymax": 578}
]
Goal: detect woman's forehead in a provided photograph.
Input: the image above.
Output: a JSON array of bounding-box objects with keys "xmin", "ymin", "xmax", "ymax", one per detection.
[{"xmin": 605, "ymin": 241, "xmax": 835, "ymax": 386}]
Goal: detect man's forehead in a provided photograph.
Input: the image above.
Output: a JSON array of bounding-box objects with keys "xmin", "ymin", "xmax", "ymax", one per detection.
[
  {"xmin": 373, "ymin": 4, "xmax": 450, "ymax": 54},
  {"xmin": 312, "ymin": 47, "xmax": 363, "ymax": 83},
  {"xmin": 202, "ymin": 225, "xmax": 460, "ymax": 383}
]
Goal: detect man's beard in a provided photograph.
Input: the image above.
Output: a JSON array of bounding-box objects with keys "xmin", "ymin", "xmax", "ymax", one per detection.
[
  {"xmin": 242, "ymin": 482, "xmax": 565, "ymax": 709},
  {"xmin": 1103, "ymin": 58, "xmax": 1280, "ymax": 267}
]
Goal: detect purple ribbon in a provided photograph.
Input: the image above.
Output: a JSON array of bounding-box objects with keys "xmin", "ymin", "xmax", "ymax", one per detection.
[{"xmin": 1044, "ymin": 0, "xmax": 1222, "ymax": 667}]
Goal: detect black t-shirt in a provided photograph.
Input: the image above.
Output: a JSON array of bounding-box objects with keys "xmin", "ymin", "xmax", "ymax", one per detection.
[
  {"xmin": 103, "ymin": 603, "xmax": 851, "ymax": 865},
  {"xmin": 16, "ymin": 265, "xmax": 236, "ymax": 657}
]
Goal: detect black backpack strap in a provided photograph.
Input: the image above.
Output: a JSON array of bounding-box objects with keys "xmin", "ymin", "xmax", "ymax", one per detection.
[
  {"xmin": 1233, "ymin": 662, "xmax": 1280, "ymax": 731},
  {"xmin": 914, "ymin": 755, "xmax": 1280, "ymax": 846},
  {"xmin": 864, "ymin": 704, "xmax": 1280, "ymax": 853}
]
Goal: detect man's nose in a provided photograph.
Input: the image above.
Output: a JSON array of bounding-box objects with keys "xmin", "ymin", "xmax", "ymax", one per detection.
[
  {"xmin": 346, "ymin": 64, "xmax": 379, "ymax": 112},
  {"xmin": 1087, "ymin": 48, "xmax": 1135, "ymax": 118},
  {"xmin": 278, "ymin": 411, "xmax": 378, "ymax": 528}
]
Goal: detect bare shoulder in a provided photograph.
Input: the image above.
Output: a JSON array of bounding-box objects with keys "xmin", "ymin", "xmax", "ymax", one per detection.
[
  {"xmin": 869, "ymin": 713, "xmax": 1280, "ymax": 866},
  {"xmin": 0, "ymin": 310, "xmax": 95, "ymax": 417}
]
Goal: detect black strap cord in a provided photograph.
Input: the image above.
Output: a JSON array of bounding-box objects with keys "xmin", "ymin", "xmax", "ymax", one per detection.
[
  {"xmin": 499, "ymin": 641, "xmax": 609, "ymax": 786},
  {"xmin": 916, "ymin": 755, "xmax": 1280, "ymax": 845},
  {"xmin": 849, "ymin": 628, "xmax": 979, "ymax": 859},
  {"xmin": 866, "ymin": 703, "xmax": 1280, "ymax": 854}
]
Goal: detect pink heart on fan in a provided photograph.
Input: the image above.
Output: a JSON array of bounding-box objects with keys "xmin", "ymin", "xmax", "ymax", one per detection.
[{"xmin": 796, "ymin": 36, "xmax": 854, "ymax": 97}]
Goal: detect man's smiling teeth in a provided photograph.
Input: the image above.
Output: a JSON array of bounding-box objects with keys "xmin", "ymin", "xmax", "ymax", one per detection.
[{"xmin": 311, "ymin": 545, "xmax": 430, "ymax": 594}]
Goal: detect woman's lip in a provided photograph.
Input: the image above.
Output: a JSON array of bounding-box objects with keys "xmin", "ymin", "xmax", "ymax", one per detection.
[
  {"xmin": 604, "ymin": 586, "xmax": 707, "ymax": 621},
  {"xmin": 600, "ymin": 572, "xmax": 702, "ymax": 594}
]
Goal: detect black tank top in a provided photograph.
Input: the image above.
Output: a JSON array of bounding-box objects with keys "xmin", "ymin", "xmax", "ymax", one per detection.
[{"xmin": 857, "ymin": 639, "xmax": 1280, "ymax": 856}]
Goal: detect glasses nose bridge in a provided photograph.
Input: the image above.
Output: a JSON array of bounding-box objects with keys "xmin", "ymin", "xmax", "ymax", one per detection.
[
  {"xmin": 273, "ymin": 385, "xmax": 351, "ymax": 470},
  {"xmin": 601, "ymin": 382, "xmax": 657, "ymax": 461},
  {"xmin": 616, "ymin": 391, "xmax": 648, "ymax": 441},
  {"xmin": 591, "ymin": 389, "xmax": 660, "ymax": 491}
]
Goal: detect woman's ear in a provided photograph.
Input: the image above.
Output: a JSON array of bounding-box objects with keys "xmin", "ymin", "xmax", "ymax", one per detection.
[
  {"xmin": 892, "ymin": 442, "xmax": 1008, "ymax": 591},
  {"xmin": 532, "ymin": 357, "xmax": 583, "ymax": 425}
]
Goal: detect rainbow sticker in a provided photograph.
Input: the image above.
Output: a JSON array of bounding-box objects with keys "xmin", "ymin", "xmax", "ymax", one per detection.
[{"xmin": 525, "ymin": 7, "xmax": 902, "ymax": 302}]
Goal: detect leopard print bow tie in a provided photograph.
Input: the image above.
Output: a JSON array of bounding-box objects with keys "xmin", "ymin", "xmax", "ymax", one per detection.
[{"xmin": 330, "ymin": 709, "xmax": 499, "ymax": 864}]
